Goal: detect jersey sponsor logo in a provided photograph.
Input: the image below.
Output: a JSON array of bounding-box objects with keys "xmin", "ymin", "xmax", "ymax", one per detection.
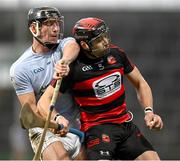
[
  {"xmin": 82, "ymin": 65, "xmax": 93, "ymax": 71},
  {"xmin": 33, "ymin": 67, "xmax": 44, "ymax": 74},
  {"xmin": 93, "ymin": 72, "xmax": 121, "ymax": 99}
]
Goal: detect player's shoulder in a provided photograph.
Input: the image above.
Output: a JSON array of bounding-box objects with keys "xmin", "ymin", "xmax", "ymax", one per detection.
[
  {"xmin": 10, "ymin": 46, "xmax": 33, "ymax": 76},
  {"xmin": 62, "ymin": 36, "xmax": 75, "ymax": 41},
  {"xmin": 109, "ymin": 43, "xmax": 126, "ymax": 55},
  {"xmin": 55, "ymin": 37, "xmax": 75, "ymax": 48},
  {"xmin": 59, "ymin": 37, "xmax": 75, "ymax": 45}
]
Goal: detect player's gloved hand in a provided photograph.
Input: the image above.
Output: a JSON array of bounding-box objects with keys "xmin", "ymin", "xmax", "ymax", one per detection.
[
  {"xmin": 53, "ymin": 115, "xmax": 69, "ymax": 136},
  {"xmin": 53, "ymin": 59, "xmax": 70, "ymax": 80},
  {"xmin": 144, "ymin": 112, "xmax": 163, "ymax": 130}
]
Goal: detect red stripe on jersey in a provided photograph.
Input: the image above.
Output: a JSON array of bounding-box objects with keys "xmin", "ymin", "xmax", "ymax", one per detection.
[
  {"xmin": 80, "ymin": 104, "xmax": 131, "ymax": 131},
  {"xmin": 81, "ymin": 102, "xmax": 127, "ymax": 122},
  {"xmin": 74, "ymin": 85, "xmax": 125, "ymax": 106},
  {"xmin": 73, "ymin": 68, "xmax": 124, "ymax": 90}
]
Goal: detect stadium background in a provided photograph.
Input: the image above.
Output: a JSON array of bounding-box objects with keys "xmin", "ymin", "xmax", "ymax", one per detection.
[{"xmin": 0, "ymin": 0, "xmax": 179, "ymax": 159}]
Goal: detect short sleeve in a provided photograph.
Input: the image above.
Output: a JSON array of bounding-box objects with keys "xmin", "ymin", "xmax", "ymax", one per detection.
[
  {"xmin": 10, "ymin": 67, "xmax": 33, "ymax": 95},
  {"xmin": 120, "ymin": 50, "xmax": 135, "ymax": 74},
  {"xmin": 61, "ymin": 37, "xmax": 75, "ymax": 50},
  {"xmin": 57, "ymin": 37, "xmax": 75, "ymax": 52},
  {"xmin": 54, "ymin": 37, "xmax": 76, "ymax": 61}
]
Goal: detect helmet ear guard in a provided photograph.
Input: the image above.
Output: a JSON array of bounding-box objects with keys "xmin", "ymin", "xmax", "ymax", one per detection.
[{"xmin": 29, "ymin": 21, "xmax": 41, "ymax": 37}]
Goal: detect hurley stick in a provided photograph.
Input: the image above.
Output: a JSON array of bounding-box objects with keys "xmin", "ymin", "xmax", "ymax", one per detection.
[{"xmin": 33, "ymin": 63, "xmax": 64, "ymax": 160}]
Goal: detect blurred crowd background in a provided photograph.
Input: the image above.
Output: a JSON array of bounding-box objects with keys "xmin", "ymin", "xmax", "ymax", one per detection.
[{"xmin": 0, "ymin": 0, "xmax": 180, "ymax": 160}]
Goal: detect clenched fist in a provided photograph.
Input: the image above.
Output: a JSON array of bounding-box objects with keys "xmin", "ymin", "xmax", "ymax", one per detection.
[{"xmin": 144, "ymin": 112, "xmax": 163, "ymax": 130}]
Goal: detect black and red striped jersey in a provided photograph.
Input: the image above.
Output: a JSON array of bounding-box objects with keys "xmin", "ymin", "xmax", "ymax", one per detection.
[{"xmin": 51, "ymin": 44, "xmax": 135, "ymax": 131}]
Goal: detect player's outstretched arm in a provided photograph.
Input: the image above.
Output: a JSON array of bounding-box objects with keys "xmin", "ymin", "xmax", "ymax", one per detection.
[
  {"xmin": 54, "ymin": 40, "xmax": 79, "ymax": 79},
  {"xmin": 126, "ymin": 66, "xmax": 163, "ymax": 130},
  {"xmin": 61, "ymin": 39, "xmax": 80, "ymax": 65}
]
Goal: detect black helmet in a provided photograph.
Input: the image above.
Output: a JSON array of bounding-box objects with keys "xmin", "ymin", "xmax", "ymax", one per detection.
[
  {"xmin": 27, "ymin": 6, "xmax": 64, "ymax": 49},
  {"xmin": 28, "ymin": 6, "xmax": 63, "ymax": 26},
  {"xmin": 72, "ymin": 17, "xmax": 109, "ymax": 43}
]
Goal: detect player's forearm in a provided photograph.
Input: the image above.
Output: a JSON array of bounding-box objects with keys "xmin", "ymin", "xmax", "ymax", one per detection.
[
  {"xmin": 18, "ymin": 93, "xmax": 39, "ymax": 115},
  {"xmin": 127, "ymin": 67, "xmax": 153, "ymax": 110},
  {"xmin": 61, "ymin": 40, "xmax": 80, "ymax": 64},
  {"xmin": 37, "ymin": 85, "xmax": 62, "ymax": 121},
  {"xmin": 37, "ymin": 86, "xmax": 55, "ymax": 118},
  {"xmin": 37, "ymin": 96, "xmax": 51, "ymax": 118},
  {"xmin": 136, "ymin": 80, "xmax": 153, "ymax": 110}
]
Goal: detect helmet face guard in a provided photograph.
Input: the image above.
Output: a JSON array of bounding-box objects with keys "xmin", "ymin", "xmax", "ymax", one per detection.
[
  {"xmin": 88, "ymin": 27, "xmax": 110, "ymax": 45},
  {"xmin": 28, "ymin": 7, "xmax": 64, "ymax": 49}
]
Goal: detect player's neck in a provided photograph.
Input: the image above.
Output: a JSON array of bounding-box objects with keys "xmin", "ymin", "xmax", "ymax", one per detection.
[{"xmin": 32, "ymin": 40, "xmax": 51, "ymax": 54}]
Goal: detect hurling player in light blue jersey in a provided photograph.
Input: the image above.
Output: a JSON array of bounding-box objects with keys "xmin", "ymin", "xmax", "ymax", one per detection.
[{"xmin": 10, "ymin": 6, "xmax": 85, "ymax": 160}]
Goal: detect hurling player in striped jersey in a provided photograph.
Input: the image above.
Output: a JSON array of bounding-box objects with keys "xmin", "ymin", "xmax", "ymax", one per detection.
[{"xmin": 38, "ymin": 17, "xmax": 163, "ymax": 160}]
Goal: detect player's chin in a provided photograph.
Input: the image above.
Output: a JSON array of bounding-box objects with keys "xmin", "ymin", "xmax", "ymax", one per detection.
[
  {"xmin": 100, "ymin": 48, "xmax": 109, "ymax": 56},
  {"xmin": 49, "ymin": 37, "xmax": 58, "ymax": 42}
]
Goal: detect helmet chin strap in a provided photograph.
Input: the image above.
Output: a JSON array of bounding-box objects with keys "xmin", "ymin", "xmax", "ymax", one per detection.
[
  {"xmin": 85, "ymin": 47, "xmax": 110, "ymax": 59},
  {"xmin": 85, "ymin": 40, "xmax": 110, "ymax": 59},
  {"xmin": 34, "ymin": 37, "xmax": 59, "ymax": 50},
  {"xmin": 91, "ymin": 48, "xmax": 103, "ymax": 52},
  {"xmin": 84, "ymin": 34, "xmax": 110, "ymax": 59},
  {"xmin": 43, "ymin": 42, "xmax": 59, "ymax": 50}
]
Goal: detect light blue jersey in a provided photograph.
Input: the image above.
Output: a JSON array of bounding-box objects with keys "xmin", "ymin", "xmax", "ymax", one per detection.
[{"xmin": 10, "ymin": 37, "xmax": 80, "ymax": 129}]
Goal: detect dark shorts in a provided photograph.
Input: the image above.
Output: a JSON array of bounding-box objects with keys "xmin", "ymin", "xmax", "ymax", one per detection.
[{"xmin": 85, "ymin": 122, "xmax": 154, "ymax": 160}]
